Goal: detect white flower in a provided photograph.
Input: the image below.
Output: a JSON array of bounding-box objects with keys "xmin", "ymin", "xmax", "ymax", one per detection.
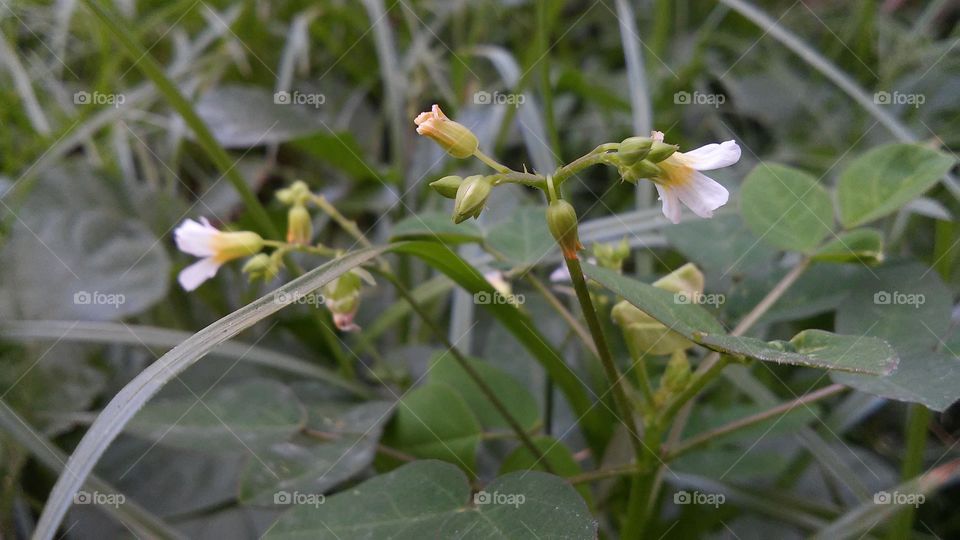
[
  {"xmin": 174, "ymin": 217, "xmax": 264, "ymax": 291},
  {"xmin": 651, "ymin": 139, "xmax": 740, "ymax": 224}
]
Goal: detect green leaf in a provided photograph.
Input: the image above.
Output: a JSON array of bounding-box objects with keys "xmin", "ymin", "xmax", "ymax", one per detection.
[
  {"xmin": 831, "ymin": 261, "xmax": 959, "ymax": 409},
  {"xmin": 486, "ymin": 205, "xmax": 556, "ymax": 266},
  {"xmin": 662, "ymin": 214, "xmax": 776, "ymax": 275},
  {"xmin": 428, "ymin": 352, "xmax": 539, "ymax": 431},
  {"xmin": 264, "ymin": 460, "xmax": 596, "ymax": 539},
  {"xmin": 740, "ymin": 163, "xmax": 834, "ymax": 253},
  {"xmin": 126, "ymin": 379, "xmax": 306, "ymax": 451},
  {"xmin": 291, "ymin": 132, "xmax": 378, "ymax": 180},
  {"xmin": 812, "ymin": 228, "xmax": 884, "ymax": 265},
  {"xmin": 195, "ymin": 85, "xmax": 324, "ymax": 148},
  {"xmin": 837, "ymin": 144, "xmax": 956, "ymax": 228},
  {"xmin": 391, "ymin": 212, "xmax": 484, "ymax": 244},
  {"xmin": 239, "ymin": 401, "xmax": 393, "ymax": 505},
  {"xmin": 380, "ymin": 384, "xmax": 481, "ymax": 472},
  {"xmin": 585, "ymin": 264, "xmax": 897, "ymax": 375}
]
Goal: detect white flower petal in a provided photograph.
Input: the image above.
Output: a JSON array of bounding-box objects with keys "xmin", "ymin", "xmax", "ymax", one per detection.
[
  {"xmin": 681, "ymin": 140, "xmax": 741, "ymax": 171},
  {"xmin": 174, "ymin": 218, "xmax": 219, "ymax": 257},
  {"xmin": 673, "ymin": 171, "xmax": 729, "ymax": 218},
  {"xmin": 655, "ymin": 184, "xmax": 683, "ymax": 224},
  {"xmin": 178, "ymin": 257, "xmax": 221, "ymax": 291}
]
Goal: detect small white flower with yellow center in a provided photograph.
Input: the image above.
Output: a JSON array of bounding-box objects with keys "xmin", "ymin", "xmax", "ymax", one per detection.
[
  {"xmin": 174, "ymin": 217, "xmax": 264, "ymax": 291},
  {"xmin": 648, "ymin": 131, "xmax": 740, "ymax": 224}
]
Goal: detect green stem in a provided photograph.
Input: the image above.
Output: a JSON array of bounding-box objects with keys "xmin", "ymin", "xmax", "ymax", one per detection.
[
  {"xmin": 563, "ymin": 256, "xmax": 644, "ymax": 460},
  {"xmin": 473, "ymin": 149, "xmax": 513, "ymax": 174},
  {"xmin": 553, "ymin": 148, "xmax": 619, "ymax": 185},
  {"xmin": 888, "ymin": 404, "xmax": 931, "ymax": 539}
]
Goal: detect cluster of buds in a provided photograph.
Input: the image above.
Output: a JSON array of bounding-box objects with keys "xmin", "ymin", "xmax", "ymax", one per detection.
[
  {"xmin": 276, "ymin": 180, "xmax": 314, "ymax": 246},
  {"xmin": 615, "ymin": 135, "xmax": 677, "ymax": 183},
  {"xmin": 593, "ymin": 238, "xmax": 630, "ymax": 272}
]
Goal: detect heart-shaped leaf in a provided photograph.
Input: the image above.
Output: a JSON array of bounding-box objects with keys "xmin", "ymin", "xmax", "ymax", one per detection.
[{"xmin": 740, "ymin": 163, "xmax": 834, "ymax": 253}]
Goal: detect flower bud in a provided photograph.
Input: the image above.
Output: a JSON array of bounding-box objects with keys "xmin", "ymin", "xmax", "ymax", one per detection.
[
  {"xmin": 414, "ymin": 104, "xmax": 479, "ymax": 159},
  {"xmin": 276, "ymin": 180, "xmax": 311, "ymax": 206},
  {"xmin": 618, "ymin": 136, "xmax": 653, "ymax": 165},
  {"xmin": 286, "ymin": 204, "xmax": 313, "ymax": 245},
  {"xmin": 452, "ymin": 175, "xmax": 492, "ymax": 223},
  {"xmin": 323, "ymin": 270, "xmax": 370, "ymax": 332},
  {"xmin": 546, "ymin": 199, "xmax": 583, "ymax": 260},
  {"xmin": 593, "ymin": 238, "xmax": 631, "ymax": 272},
  {"xmin": 611, "ymin": 300, "xmax": 693, "ymax": 356},
  {"xmin": 646, "ymin": 141, "xmax": 679, "ymax": 163},
  {"xmin": 242, "ymin": 253, "xmax": 280, "ymax": 282},
  {"xmin": 430, "ymin": 175, "xmax": 464, "ymax": 199}
]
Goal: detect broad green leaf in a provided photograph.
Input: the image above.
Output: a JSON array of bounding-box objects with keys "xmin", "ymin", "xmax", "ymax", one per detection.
[
  {"xmin": 239, "ymin": 401, "xmax": 393, "ymax": 505},
  {"xmin": 833, "ymin": 350, "xmax": 960, "ymax": 411},
  {"xmin": 390, "ymin": 242, "xmax": 607, "ymax": 449},
  {"xmin": 391, "ymin": 212, "xmax": 484, "ymax": 244},
  {"xmin": 428, "ymin": 352, "xmax": 539, "ymax": 431},
  {"xmin": 486, "ymin": 205, "xmax": 556, "ymax": 266},
  {"xmin": 264, "ymin": 460, "xmax": 596, "ymax": 539},
  {"xmin": 833, "ymin": 261, "xmax": 951, "ymax": 353},
  {"xmin": 831, "ymin": 261, "xmax": 959, "ymax": 409},
  {"xmin": 585, "ymin": 264, "xmax": 897, "ymax": 374},
  {"xmin": 126, "ymin": 379, "xmax": 306, "ymax": 451},
  {"xmin": 812, "ymin": 228, "xmax": 884, "ymax": 265},
  {"xmin": 33, "ymin": 246, "xmax": 390, "ymax": 540},
  {"xmin": 837, "ymin": 143, "xmax": 956, "ymax": 227},
  {"xmin": 740, "ymin": 163, "xmax": 834, "ymax": 253},
  {"xmin": 380, "ymin": 384, "xmax": 481, "ymax": 472}
]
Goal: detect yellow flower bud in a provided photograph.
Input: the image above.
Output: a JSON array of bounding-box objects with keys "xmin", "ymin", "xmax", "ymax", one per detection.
[
  {"xmin": 209, "ymin": 231, "xmax": 264, "ymax": 262},
  {"xmin": 611, "ymin": 300, "xmax": 693, "ymax": 356},
  {"xmin": 453, "ymin": 175, "xmax": 492, "ymax": 223},
  {"xmin": 653, "ymin": 262, "xmax": 704, "ymax": 296},
  {"xmin": 546, "ymin": 199, "xmax": 583, "ymax": 260},
  {"xmin": 286, "ymin": 204, "xmax": 313, "ymax": 245},
  {"xmin": 276, "ymin": 180, "xmax": 311, "ymax": 206},
  {"xmin": 430, "ymin": 175, "xmax": 464, "ymax": 199},
  {"xmin": 414, "ymin": 104, "xmax": 479, "ymax": 159},
  {"xmin": 618, "ymin": 136, "xmax": 653, "ymax": 165}
]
